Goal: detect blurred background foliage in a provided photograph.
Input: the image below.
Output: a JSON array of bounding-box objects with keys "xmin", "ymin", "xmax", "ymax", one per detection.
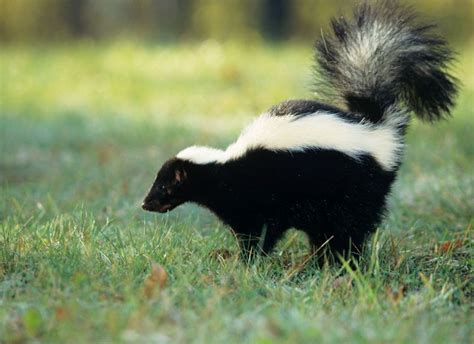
[{"xmin": 0, "ymin": 0, "xmax": 472, "ymax": 45}]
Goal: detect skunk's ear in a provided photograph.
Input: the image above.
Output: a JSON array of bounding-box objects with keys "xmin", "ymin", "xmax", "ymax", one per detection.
[{"xmin": 175, "ymin": 168, "xmax": 187, "ymax": 183}]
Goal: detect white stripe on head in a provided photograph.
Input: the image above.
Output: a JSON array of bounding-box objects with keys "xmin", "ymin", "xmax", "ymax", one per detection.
[
  {"xmin": 176, "ymin": 112, "xmax": 402, "ymax": 171},
  {"xmin": 176, "ymin": 146, "xmax": 226, "ymax": 164}
]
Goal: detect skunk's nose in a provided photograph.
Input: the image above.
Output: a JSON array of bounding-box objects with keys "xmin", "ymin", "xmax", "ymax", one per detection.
[{"xmin": 142, "ymin": 201, "xmax": 152, "ymax": 211}]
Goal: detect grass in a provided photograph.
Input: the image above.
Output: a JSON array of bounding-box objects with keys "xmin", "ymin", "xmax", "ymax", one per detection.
[{"xmin": 1, "ymin": 40, "xmax": 473, "ymax": 343}]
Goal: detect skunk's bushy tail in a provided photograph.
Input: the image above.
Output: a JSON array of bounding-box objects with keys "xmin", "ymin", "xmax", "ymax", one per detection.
[{"xmin": 315, "ymin": 0, "xmax": 458, "ymax": 123}]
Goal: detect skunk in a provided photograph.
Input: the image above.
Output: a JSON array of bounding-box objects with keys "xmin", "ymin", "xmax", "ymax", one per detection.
[{"xmin": 142, "ymin": 0, "xmax": 458, "ymax": 259}]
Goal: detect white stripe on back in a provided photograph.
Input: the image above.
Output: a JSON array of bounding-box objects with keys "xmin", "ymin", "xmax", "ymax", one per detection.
[{"xmin": 176, "ymin": 112, "xmax": 402, "ymax": 170}]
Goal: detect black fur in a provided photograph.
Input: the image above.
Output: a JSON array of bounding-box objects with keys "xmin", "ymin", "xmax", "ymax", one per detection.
[
  {"xmin": 268, "ymin": 99, "xmax": 365, "ymax": 124},
  {"xmin": 142, "ymin": 1, "xmax": 458, "ymax": 260},
  {"xmin": 143, "ymin": 150, "xmax": 395, "ymax": 257}
]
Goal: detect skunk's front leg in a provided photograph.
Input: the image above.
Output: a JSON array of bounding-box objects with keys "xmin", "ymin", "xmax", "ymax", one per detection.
[
  {"xmin": 234, "ymin": 221, "xmax": 284, "ymax": 259},
  {"xmin": 230, "ymin": 220, "xmax": 264, "ymax": 259}
]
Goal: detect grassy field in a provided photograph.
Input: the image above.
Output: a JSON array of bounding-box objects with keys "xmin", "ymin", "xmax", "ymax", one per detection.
[{"xmin": 1, "ymin": 41, "xmax": 473, "ymax": 343}]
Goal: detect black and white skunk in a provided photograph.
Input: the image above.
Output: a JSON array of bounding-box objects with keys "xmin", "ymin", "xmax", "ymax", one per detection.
[{"xmin": 142, "ymin": 1, "xmax": 458, "ymax": 259}]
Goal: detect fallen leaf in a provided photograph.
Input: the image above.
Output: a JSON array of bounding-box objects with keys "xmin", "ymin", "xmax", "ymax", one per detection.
[
  {"xmin": 436, "ymin": 239, "xmax": 463, "ymax": 254},
  {"xmin": 143, "ymin": 263, "xmax": 167, "ymax": 299},
  {"xmin": 55, "ymin": 307, "xmax": 68, "ymax": 321},
  {"xmin": 333, "ymin": 275, "xmax": 353, "ymax": 290},
  {"xmin": 386, "ymin": 285, "xmax": 407, "ymax": 305}
]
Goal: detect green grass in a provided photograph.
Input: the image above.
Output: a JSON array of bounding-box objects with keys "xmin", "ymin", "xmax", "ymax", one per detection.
[{"xmin": 1, "ymin": 41, "xmax": 473, "ymax": 343}]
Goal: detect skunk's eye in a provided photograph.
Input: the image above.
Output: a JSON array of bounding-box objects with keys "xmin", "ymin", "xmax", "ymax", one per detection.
[{"xmin": 158, "ymin": 184, "xmax": 166, "ymax": 191}]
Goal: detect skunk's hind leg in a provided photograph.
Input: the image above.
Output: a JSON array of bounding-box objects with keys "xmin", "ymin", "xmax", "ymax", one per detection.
[
  {"xmin": 236, "ymin": 232, "xmax": 261, "ymax": 259},
  {"xmin": 307, "ymin": 230, "xmax": 364, "ymax": 265}
]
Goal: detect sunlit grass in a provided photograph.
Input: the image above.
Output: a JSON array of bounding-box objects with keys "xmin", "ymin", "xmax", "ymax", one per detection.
[{"xmin": 0, "ymin": 41, "xmax": 473, "ymax": 343}]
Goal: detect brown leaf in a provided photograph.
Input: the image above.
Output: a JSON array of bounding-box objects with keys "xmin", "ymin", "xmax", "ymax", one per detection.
[
  {"xmin": 436, "ymin": 239, "xmax": 463, "ymax": 254},
  {"xmin": 386, "ymin": 285, "xmax": 406, "ymax": 305},
  {"xmin": 332, "ymin": 275, "xmax": 353, "ymax": 290},
  {"xmin": 55, "ymin": 307, "xmax": 68, "ymax": 321},
  {"xmin": 143, "ymin": 263, "xmax": 167, "ymax": 299}
]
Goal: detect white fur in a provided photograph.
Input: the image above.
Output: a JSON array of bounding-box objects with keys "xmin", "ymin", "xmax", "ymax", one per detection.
[
  {"xmin": 177, "ymin": 146, "xmax": 226, "ymax": 164},
  {"xmin": 176, "ymin": 112, "xmax": 403, "ymax": 171}
]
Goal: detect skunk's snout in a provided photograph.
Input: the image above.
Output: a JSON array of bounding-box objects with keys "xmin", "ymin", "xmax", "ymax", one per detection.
[
  {"xmin": 141, "ymin": 196, "xmax": 156, "ymax": 211},
  {"xmin": 141, "ymin": 193, "xmax": 177, "ymax": 213},
  {"xmin": 141, "ymin": 190, "xmax": 160, "ymax": 212},
  {"xmin": 142, "ymin": 199, "xmax": 175, "ymax": 213},
  {"xmin": 141, "ymin": 200, "xmax": 155, "ymax": 211}
]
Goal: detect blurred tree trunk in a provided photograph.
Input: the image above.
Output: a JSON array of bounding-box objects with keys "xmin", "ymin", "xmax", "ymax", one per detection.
[
  {"xmin": 149, "ymin": 0, "xmax": 192, "ymax": 40},
  {"xmin": 260, "ymin": 0, "xmax": 289, "ymax": 40},
  {"xmin": 65, "ymin": 0, "xmax": 86, "ymax": 37}
]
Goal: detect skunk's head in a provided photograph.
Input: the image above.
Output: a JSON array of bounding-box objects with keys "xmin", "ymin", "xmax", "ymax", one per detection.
[{"xmin": 142, "ymin": 158, "xmax": 189, "ymax": 213}]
